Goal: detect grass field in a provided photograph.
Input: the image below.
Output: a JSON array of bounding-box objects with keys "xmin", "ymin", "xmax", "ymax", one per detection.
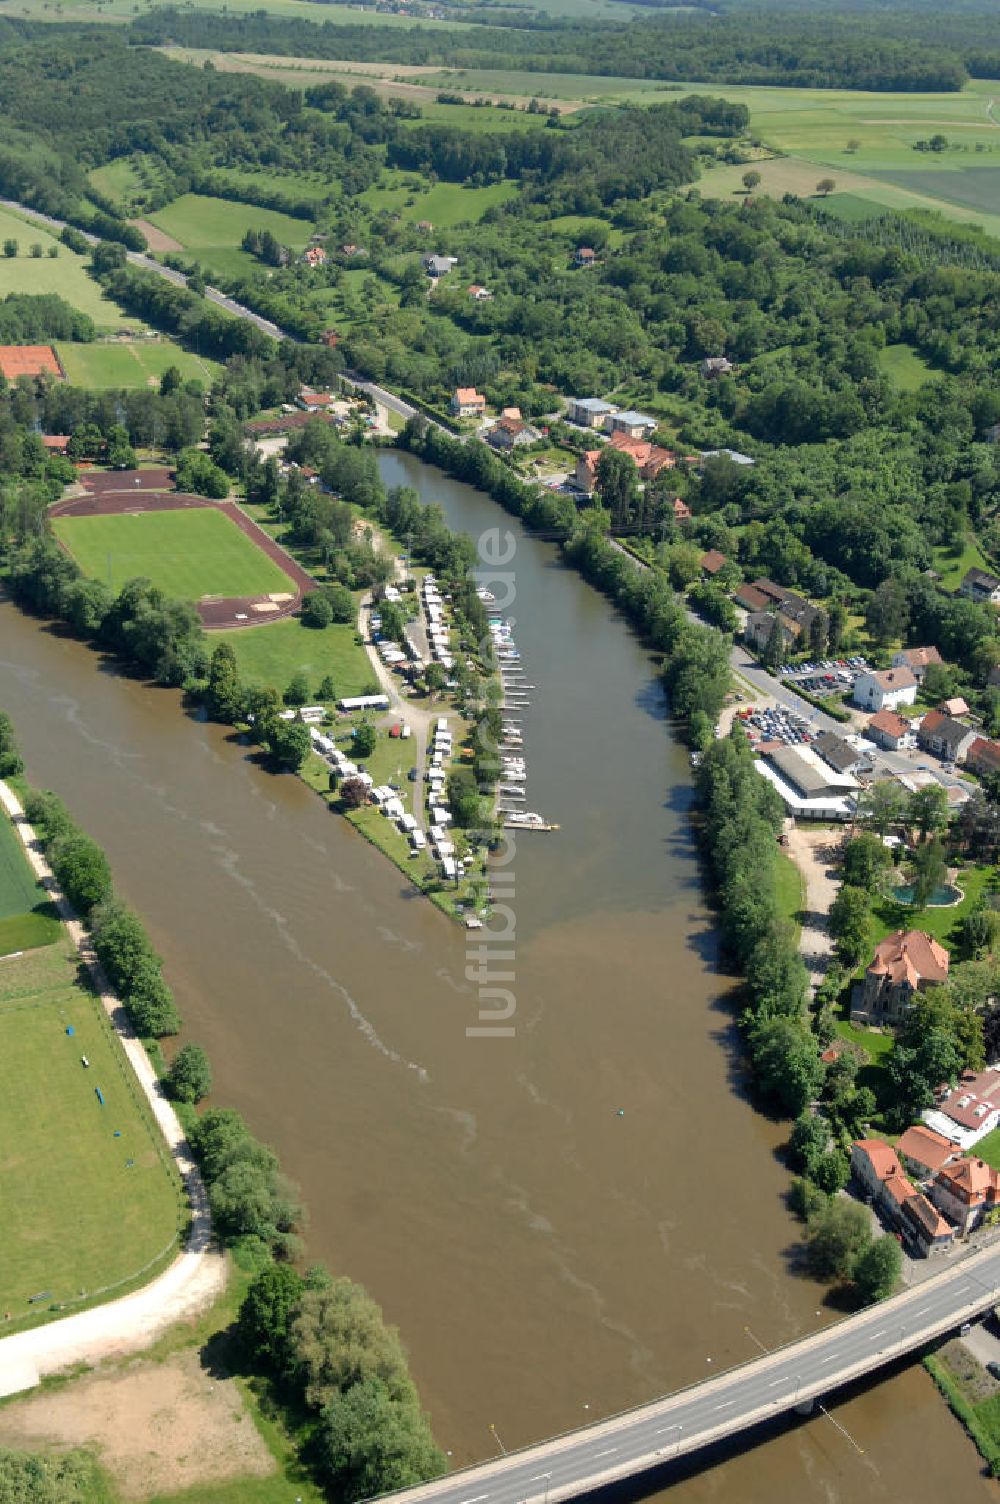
[
  {"xmin": 147, "ymin": 194, "xmax": 314, "ymax": 279},
  {"xmin": 877, "ymin": 342, "xmax": 934, "ymax": 391},
  {"xmin": 932, "ymin": 534, "xmax": 993, "ymax": 592},
  {"xmin": 0, "ymin": 808, "xmax": 61, "ymax": 958},
  {"xmin": 360, "ymin": 174, "xmax": 517, "ymax": 225},
  {"xmin": 56, "ymin": 339, "xmax": 221, "ymax": 390},
  {"xmin": 0, "ymin": 934, "xmax": 182, "ymax": 1325},
  {"xmin": 0, "ymin": 205, "xmax": 136, "ymax": 330},
  {"xmin": 53, "ymin": 508, "xmax": 292, "ymax": 599},
  {"xmin": 215, "ymin": 616, "xmax": 373, "ymax": 699}
]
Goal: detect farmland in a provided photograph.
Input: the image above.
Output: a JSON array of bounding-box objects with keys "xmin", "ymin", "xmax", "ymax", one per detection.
[
  {"xmin": 53, "ymin": 507, "xmax": 293, "ymax": 599},
  {"xmin": 0, "ymin": 205, "xmax": 136, "ymax": 329},
  {"xmin": 57, "ymin": 339, "xmax": 221, "ymax": 390},
  {"xmin": 146, "ymin": 194, "xmax": 314, "ymax": 279},
  {"xmin": 0, "ymin": 932, "xmax": 182, "ymax": 1329}
]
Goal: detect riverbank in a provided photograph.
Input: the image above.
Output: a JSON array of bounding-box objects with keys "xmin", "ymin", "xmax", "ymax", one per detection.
[{"xmin": 0, "ymin": 780, "xmax": 224, "ymax": 1395}]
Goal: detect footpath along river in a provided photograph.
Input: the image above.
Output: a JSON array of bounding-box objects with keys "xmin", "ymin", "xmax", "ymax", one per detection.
[{"xmin": 0, "ymin": 449, "xmax": 992, "ymax": 1503}]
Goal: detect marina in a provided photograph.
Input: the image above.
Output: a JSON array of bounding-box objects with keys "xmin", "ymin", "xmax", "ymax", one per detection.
[{"xmin": 487, "ymin": 610, "xmax": 554, "ymax": 833}]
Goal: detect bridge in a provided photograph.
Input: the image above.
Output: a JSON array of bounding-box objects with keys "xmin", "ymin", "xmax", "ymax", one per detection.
[{"xmin": 388, "ymin": 1243, "xmax": 1000, "ymax": 1504}]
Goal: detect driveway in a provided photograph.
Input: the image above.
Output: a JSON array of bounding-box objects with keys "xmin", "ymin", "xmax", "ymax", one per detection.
[{"xmin": 783, "ymin": 823, "xmax": 841, "ymax": 987}]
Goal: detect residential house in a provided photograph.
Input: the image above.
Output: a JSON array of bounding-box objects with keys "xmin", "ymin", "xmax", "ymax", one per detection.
[
  {"xmin": 319, "ymin": 329, "xmax": 340, "ymax": 348},
  {"xmin": 916, "ymin": 709, "xmax": 977, "ymax": 764},
  {"xmin": 501, "ymin": 406, "xmax": 522, "ymax": 421},
  {"xmin": 575, "ymin": 449, "xmax": 603, "ymax": 494},
  {"xmin": 867, "ymin": 709, "xmax": 912, "ymax": 750},
  {"xmin": 574, "ymin": 246, "xmax": 596, "ymax": 267},
  {"xmin": 744, "ymin": 611, "xmax": 798, "ymax": 654},
  {"xmin": 852, "ymin": 666, "xmax": 918, "ymax": 713},
  {"xmin": 700, "ymin": 549, "xmax": 728, "ymax": 577},
  {"xmin": 892, "ymin": 646, "xmax": 943, "ymax": 683},
  {"xmin": 854, "ymin": 929, "xmax": 949, "ymax": 1024},
  {"xmin": 896, "ymin": 1125, "xmax": 957, "ymax": 1181},
  {"xmin": 574, "ymin": 432, "xmax": 677, "ymax": 494},
  {"xmin": 468, "ymin": 284, "xmax": 492, "ymax": 301},
  {"xmin": 608, "ymin": 410, "xmax": 658, "ymax": 440},
  {"xmin": 900, "ymin": 1192, "xmax": 955, "ymax": 1257},
  {"xmin": 966, "ymin": 737, "xmax": 1000, "ymax": 778},
  {"xmin": 701, "ymin": 356, "xmax": 734, "ymax": 378},
  {"xmin": 341, "ymin": 244, "xmax": 367, "ymax": 257},
  {"xmin": 450, "ymin": 387, "xmax": 486, "ymax": 419},
  {"xmin": 40, "ymin": 434, "xmax": 70, "ymax": 454},
  {"xmin": 486, "ymin": 415, "xmax": 541, "ymax": 452},
  {"xmin": 297, "ymin": 389, "xmax": 336, "ymax": 412},
  {"xmin": 734, "ymin": 582, "xmax": 772, "ymax": 614},
  {"xmin": 850, "ymin": 1140, "xmax": 916, "ymax": 1232},
  {"xmin": 672, "ymin": 496, "xmax": 692, "ymax": 524},
  {"xmin": 423, "ymin": 254, "xmax": 457, "ymax": 279},
  {"xmin": 961, "ymin": 567, "xmax": 1000, "ymax": 604},
  {"xmin": 939, "ymin": 696, "xmax": 970, "ymax": 718},
  {"xmin": 416, "ymin": 220, "xmax": 434, "ymax": 233},
  {"xmin": 930, "ymin": 1157, "xmax": 1000, "ymax": 1235},
  {"xmin": 699, "ymin": 447, "xmax": 755, "ymax": 468},
  {"xmin": 813, "ymin": 731, "xmax": 872, "ymax": 778},
  {"xmin": 566, "ymin": 397, "xmax": 617, "ymax": 429},
  {"xmin": 303, "ymin": 246, "xmax": 327, "ymax": 267},
  {"xmin": 925, "ymin": 1067, "xmax": 1000, "ymax": 1150}
]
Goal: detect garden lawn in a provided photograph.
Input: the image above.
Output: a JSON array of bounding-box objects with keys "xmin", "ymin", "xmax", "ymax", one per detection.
[
  {"xmin": 972, "ymin": 1125, "xmax": 1000, "ymax": 1171},
  {"xmin": 932, "ymin": 534, "xmax": 993, "ymax": 592},
  {"xmin": 870, "ymin": 864, "xmax": 995, "ymax": 951},
  {"xmin": 53, "ymin": 507, "xmax": 292, "ymax": 599},
  {"xmin": 56, "ymin": 340, "xmax": 221, "ymax": 390},
  {"xmin": 0, "ymin": 937, "xmax": 182, "ymax": 1325},
  {"xmin": 216, "ymin": 616, "xmax": 373, "ymax": 700},
  {"xmin": 0, "ymin": 205, "xmax": 135, "ymax": 329}
]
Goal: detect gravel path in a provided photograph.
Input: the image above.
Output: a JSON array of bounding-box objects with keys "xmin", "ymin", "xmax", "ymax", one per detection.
[
  {"xmin": 784, "ymin": 822, "xmax": 841, "ymax": 988},
  {"xmin": 0, "ymin": 783, "xmax": 225, "ymax": 1399}
]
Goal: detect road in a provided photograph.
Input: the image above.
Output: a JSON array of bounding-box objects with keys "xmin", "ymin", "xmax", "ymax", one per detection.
[
  {"xmin": 387, "ymin": 1241, "xmax": 1000, "ymax": 1504},
  {"xmin": 0, "ymin": 782, "xmax": 225, "ymax": 1399}
]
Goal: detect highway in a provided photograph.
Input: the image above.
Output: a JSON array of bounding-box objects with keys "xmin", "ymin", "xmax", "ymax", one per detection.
[{"xmin": 385, "ymin": 1242, "xmax": 1000, "ymax": 1504}]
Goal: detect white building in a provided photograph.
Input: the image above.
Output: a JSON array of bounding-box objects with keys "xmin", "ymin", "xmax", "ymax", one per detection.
[{"xmin": 852, "ymin": 666, "xmax": 918, "ymax": 713}]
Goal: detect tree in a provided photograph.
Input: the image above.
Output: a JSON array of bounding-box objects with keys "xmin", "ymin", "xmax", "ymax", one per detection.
[
  {"xmin": 165, "ymin": 1042, "xmax": 212, "ymax": 1103},
  {"xmin": 160, "ymin": 365, "xmax": 182, "ymax": 397},
  {"xmin": 595, "ymin": 446, "xmax": 640, "ymax": 529},
  {"xmin": 909, "ymin": 783, "xmax": 949, "ymax": 843},
  {"xmin": 238, "ymin": 1262, "xmax": 305, "ymax": 1375},
  {"xmin": 284, "ymin": 671, "xmax": 310, "ymax": 707},
  {"xmin": 317, "ymin": 674, "xmax": 337, "ymax": 700},
  {"xmin": 828, "ymin": 884, "xmax": 871, "ymax": 968},
  {"xmin": 788, "ymin": 1112, "xmax": 829, "ymax": 1177},
  {"xmin": 49, "ymin": 832, "xmax": 112, "ymax": 916},
  {"xmin": 2, "ymin": 239, "xmax": 16, "ymax": 258},
  {"xmin": 353, "ymin": 720, "xmax": 377, "ymax": 758},
  {"xmin": 812, "ymin": 1148, "xmax": 850, "ymax": 1195},
  {"xmin": 859, "ymin": 779, "xmax": 906, "ymax": 839},
  {"xmin": 762, "ymin": 614, "xmax": 785, "ymax": 670},
  {"xmin": 816, "ymin": 178, "xmax": 836, "ymax": 196},
  {"xmin": 908, "ymin": 836, "xmax": 948, "ymax": 910},
  {"xmin": 317, "ymin": 1379, "xmax": 447, "ymax": 1502},
  {"xmin": 175, "ymin": 449, "xmax": 229, "ymax": 500},
  {"xmin": 805, "ymin": 1198, "xmax": 872, "ymax": 1282},
  {"xmin": 301, "ymin": 592, "xmax": 333, "ymax": 629},
  {"xmin": 326, "ymin": 584, "xmax": 355, "ymax": 623},
  {"xmin": 749, "ymin": 1016, "xmax": 824, "ymax": 1116},
  {"xmin": 291, "ymin": 1277, "xmax": 415, "ymax": 1411},
  {"xmin": 846, "ymin": 138, "xmax": 861, "ymax": 153},
  {"xmin": 741, "ymin": 169, "xmax": 762, "ymax": 191},
  {"xmin": 29, "ymin": 242, "xmax": 42, "ymax": 259},
  {"xmin": 852, "ymin": 1234, "xmax": 902, "ymax": 1304},
  {"xmin": 865, "ymin": 577, "xmax": 909, "ymax": 646},
  {"xmin": 339, "ymin": 776, "xmax": 369, "ymax": 808},
  {"xmin": 206, "ymin": 642, "xmax": 243, "ymax": 723},
  {"xmin": 265, "ymin": 720, "xmax": 310, "ymax": 771},
  {"xmin": 842, "ymin": 832, "xmax": 891, "ymax": 893}
]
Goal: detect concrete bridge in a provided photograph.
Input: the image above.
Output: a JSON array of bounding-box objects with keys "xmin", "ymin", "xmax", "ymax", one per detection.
[{"xmin": 386, "ymin": 1242, "xmax": 1000, "ymax": 1504}]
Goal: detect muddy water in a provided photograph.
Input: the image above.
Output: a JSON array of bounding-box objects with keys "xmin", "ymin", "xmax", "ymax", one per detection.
[{"xmin": 0, "ymin": 452, "xmax": 992, "ymax": 1502}]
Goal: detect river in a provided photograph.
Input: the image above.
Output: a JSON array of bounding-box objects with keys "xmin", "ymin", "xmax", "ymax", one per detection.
[{"xmin": 0, "ymin": 450, "xmax": 992, "ymax": 1502}]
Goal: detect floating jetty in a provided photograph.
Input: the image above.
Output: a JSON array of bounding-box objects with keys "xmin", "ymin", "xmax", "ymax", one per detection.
[{"xmin": 488, "ymin": 616, "xmax": 555, "ymax": 833}]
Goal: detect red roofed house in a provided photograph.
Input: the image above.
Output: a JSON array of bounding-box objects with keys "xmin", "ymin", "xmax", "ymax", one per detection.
[
  {"xmin": 854, "ymin": 929, "xmax": 949, "ymax": 1024},
  {"xmin": 901, "ymin": 1192, "xmax": 955, "ymax": 1257},
  {"xmin": 966, "ymin": 737, "xmax": 1000, "ymax": 778},
  {"xmin": 896, "ymin": 1125, "xmax": 957, "ymax": 1180},
  {"xmin": 41, "ymin": 434, "xmax": 70, "ymax": 454},
  {"xmin": 916, "ymin": 709, "xmax": 977, "ymax": 765},
  {"xmin": 574, "ymin": 431, "xmax": 677, "ymax": 496},
  {"xmin": 925, "ymin": 1066, "xmax": 1000, "ymax": 1151},
  {"xmin": 672, "ymin": 496, "xmax": 692, "ymax": 523},
  {"xmin": 303, "ymin": 245, "xmax": 327, "ymax": 267},
  {"xmin": 297, "ymin": 389, "xmax": 336, "ymax": 411},
  {"xmin": 850, "ymin": 1139, "xmax": 917, "ymax": 1230},
  {"xmin": 939, "ymin": 697, "xmax": 970, "ymax": 718},
  {"xmin": 468, "ymin": 284, "xmax": 492, "ymax": 301},
  {"xmin": 450, "ymin": 387, "xmax": 486, "ymax": 419},
  {"xmin": 574, "ymin": 246, "xmax": 596, "ymax": 267},
  {"xmin": 892, "ymin": 645, "xmax": 943, "ymax": 683},
  {"xmin": 700, "ymin": 549, "xmax": 728, "ymax": 577},
  {"xmin": 867, "ymin": 709, "xmax": 912, "ymax": 750},
  {"xmin": 930, "ymin": 1156, "xmax": 1000, "ymax": 1235},
  {"xmin": 0, "ymin": 345, "xmax": 63, "ymax": 382},
  {"xmin": 734, "ymin": 582, "xmax": 771, "ymax": 614}
]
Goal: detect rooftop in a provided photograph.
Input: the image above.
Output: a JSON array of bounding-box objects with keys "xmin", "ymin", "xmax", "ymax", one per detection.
[
  {"xmin": 870, "ymin": 666, "xmax": 918, "ymax": 692},
  {"xmin": 767, "ymin": 744, "xmax": 858, "ymax": 797},
  {"xmin": 867, "ymin": 929, "xmax": 949, "ymax": 990},
  {"xmin": 853, "ymin": 1138, "xmax": 903, "ymax": 1182},
  {"xmin": 896, "ymin": 1125, "xmax": 956, "ymax": 1175},
  {"xmin": 934, "ymin": 1155, "xmax": 1000, "ymax": 1205},
  {"xmin": 896, "ymin": 646, "xmax": 943, "ymax": 670},
  {"xmin": 868, "ymin": 709, "xmax": 911, "ymax": 740},
  {"xmin": 934, "ymin": 1068, "xmax": 1000, "ymax": 1132},
  {"xmin": 700, "ymin": 549, "xmax": 728, "ymax": 575}
]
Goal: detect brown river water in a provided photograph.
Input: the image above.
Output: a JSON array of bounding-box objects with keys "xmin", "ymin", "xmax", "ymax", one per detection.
[{"xmin": 0, "ymin": 448, "xmax": 993, "ymax": 1501}]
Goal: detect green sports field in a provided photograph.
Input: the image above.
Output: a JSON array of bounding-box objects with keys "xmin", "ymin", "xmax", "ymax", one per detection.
[
  {"xmin": 53, "ymin": 507, "xmax": 294, "ymax": 599},
  {"xmin": 0, "ymin": 809, "xmax": 61, "ymax": 957},
  {"xmin": 56, "ymin": 340, "xmax": 221, "ymax": 390},
  {"xmin": 0, "ymin": 935, "xmax": 182, "ymax": 1326}
]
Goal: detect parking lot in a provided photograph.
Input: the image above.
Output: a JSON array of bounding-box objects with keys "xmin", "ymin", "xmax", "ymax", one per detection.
[
  {"xmin": 780, "ymin": 656, "xmax": 870, "ymax": 699},
  {"xmin": 737, "ymin": 704, "xmax": 816, "ymax": 746}
]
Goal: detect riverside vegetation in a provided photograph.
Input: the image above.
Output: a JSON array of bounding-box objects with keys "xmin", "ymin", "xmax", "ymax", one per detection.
[{"xmin": 0, "ymin": 716, "xmax": 446, "ymax": 1501}]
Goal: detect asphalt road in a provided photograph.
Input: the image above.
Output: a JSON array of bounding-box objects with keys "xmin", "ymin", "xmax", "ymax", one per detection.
[{"xmin": 387, "ymin": 1242, "xmax": 1000, "ymax": 1504}]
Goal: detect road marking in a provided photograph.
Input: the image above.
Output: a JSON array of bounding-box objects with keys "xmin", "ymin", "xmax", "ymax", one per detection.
[
  {"xmin": 820, "ymin": 1354, "xmax": 837, "ymax": 1365},
  {"xmin": 767, "ymin": 1379, "xmax": 782, "ymax": 1388},
  {"xmin": 529, "ymin": 1477, "xmax": 551, "ymax": 1483},
  {"xmin": 713, "ymin": 1400, "xmax": 735, "ymax": 1411},
  {"xmin": 653, "ymin": 1425, "xmax": 681, "ymax": 1435},
  {"xmin": 915, "ymin": 1307, "xmax": 931, "ymax": 1317},
  {"xmin": 594, "ymin": 1449, "xmax": 618, "ymax": 1459},
  {"xmin": 459, "ymin": 1495, "xmax": 490, "ymax": 1502},
  {"xmin": 869, "ymin": 1329, "xmax": 885, "ymax": 1340}
]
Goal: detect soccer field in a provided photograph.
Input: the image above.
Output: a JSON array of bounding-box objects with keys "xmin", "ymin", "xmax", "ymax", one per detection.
[
  {"xmin": 53, "ymin": 506, "xmax": 294, "ymax": 599},
  {"xmin": 57, "ymin": 340, "xmax": 222, "ymax": 390},
  {"xmin": 0, "ymin": 937, "xmax": 182, "ymax": 1325}
]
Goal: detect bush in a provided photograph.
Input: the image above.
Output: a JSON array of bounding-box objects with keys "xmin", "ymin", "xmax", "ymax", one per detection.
[
  {"xmin": 165, "ymin": 1042, "xmax": 212, "ymax": 1103},
  {"xmin": 301, "ymin": 592, "xmax": 333, "ymax": 629},
  {"xmin": 189, "ymin": 1108, "xmax": 302, "ymax": 1258}
]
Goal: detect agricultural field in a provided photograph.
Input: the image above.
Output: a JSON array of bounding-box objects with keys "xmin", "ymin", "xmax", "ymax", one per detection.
[
  {"xmin": 53, "ymin": 507, "xmax": 293, "ymax": 599},
  {"xmin": 0, "ymin": 912, "xmax": 181, "ymax": 1327},
  {"xmin": 57, "ymin": 339, "xmax": 221, "ymax": 390},
  {"xmin": 0, "ymin": 206, "xmax": 137, "ymax": 330},
  {"xmin": 359, "ymin": 173, "xmax": 518, "ymax": 226},
  {"xmin": 0, "ymin": 808, "xmax": 61, "ymax": 958},
  {"xmin": 215, "ymin": 616, "xmax": 373, "ymax": 700},
  {"xmin": 146, "ymin": 194, "xmax": 314, "ymax": 279}
]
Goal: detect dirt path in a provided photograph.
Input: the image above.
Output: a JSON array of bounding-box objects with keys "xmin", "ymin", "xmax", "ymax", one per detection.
[
  {"xmin": 130, "ymin": 218, "xmax": 183, "ymax": 254},
  {"xmin": 784, "ymin": 822, "xmax": 842, "ymax": 989},
  {"xmin": 0, "ymin": 782, "xmax": 225, "ymax": 1400}
]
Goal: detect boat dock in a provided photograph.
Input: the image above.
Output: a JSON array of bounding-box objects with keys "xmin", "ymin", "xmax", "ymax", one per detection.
[{"xmin": 485, "ymin": 608, "xmax": 556, "ymax": 834}]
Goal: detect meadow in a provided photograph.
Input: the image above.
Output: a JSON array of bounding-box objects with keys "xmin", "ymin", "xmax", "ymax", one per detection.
[
  {"xmin": 0, "ymin": 206, "xmax": 137, "ymax": 329},
  {"xmin": 53, "ymin": 508, "xmax": 293, "ymax": 598},
  {"xmin": 147, "ymin": 194, "xmax": 314, "ymax": 279},
  {"xmin": 57, "ymin": 340, "xmax": 222, "ymax": 390},
  {"xmin": 877, "ymin": 343, "xmax": 934, "ymax": 392},
  {"xmin": 0, "ymin": 926, "xmax": 181, "ymax": 1326},
  {"xmin": 359, "ymin": 174, "xmax": 517, "ymax": 226},
  {"xmin": 214, "ymin": 615, "xmax": 373, "ymax": 700},
  {"xmin": 0, "ymin": 807, "xmax": 61, "ymax": 957}
]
